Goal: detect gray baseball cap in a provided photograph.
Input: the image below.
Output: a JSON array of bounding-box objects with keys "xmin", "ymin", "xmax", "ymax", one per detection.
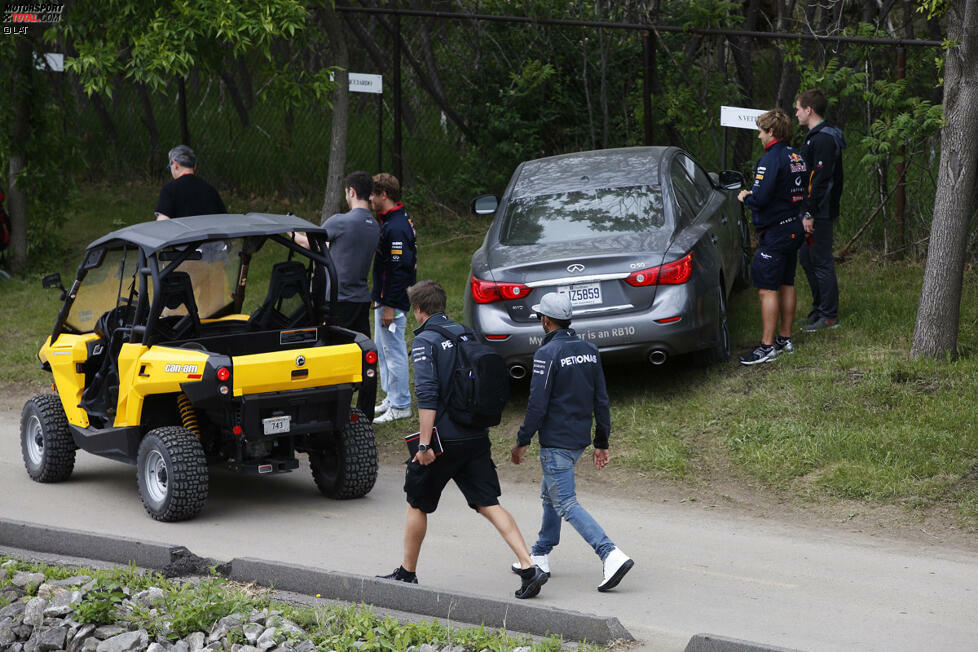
[{"xmin": 532, "ymin": 292, "xmax": 573, "ymax": 320}]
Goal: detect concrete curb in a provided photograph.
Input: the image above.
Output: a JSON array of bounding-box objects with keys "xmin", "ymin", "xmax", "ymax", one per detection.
[
  {"xmin": 229, "ymin": 557, "xmax": 633, "ymax": 645},
  {"xmin": 0, "ymin": 517, "xmax": 175, "ymax": 570},
  {"xmin": 0, "ymin": 518, "xmax": 633, "ymax": 644},
  {"xmin": 685, "ymin": 633, "xmax": 804, "ymax": 652}
]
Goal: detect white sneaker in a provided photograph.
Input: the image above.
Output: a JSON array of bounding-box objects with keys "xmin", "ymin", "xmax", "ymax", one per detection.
[
  {"xmin": 374, "ymin": 398, "xmax": 391, "ymax": 414},
  {"xmin": 373, "ymin": 406, "xmax": 411, "ymax": 423},
  {"xmin": 597, "ymin": 548, "xmax": 633, "ymax": 592},
  {"xmin": 511, "ymin": 554, "xmax": 550, "ymax": 576}
]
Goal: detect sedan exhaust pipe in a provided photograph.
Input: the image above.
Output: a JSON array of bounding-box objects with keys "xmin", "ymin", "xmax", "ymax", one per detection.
[
  {"xmin": 509, "ymin": 364, "xmax": 528, "ymax": 380},
  {"xmin": 648, "ymin": 349, "xmax": 668, "ymax": 365}
]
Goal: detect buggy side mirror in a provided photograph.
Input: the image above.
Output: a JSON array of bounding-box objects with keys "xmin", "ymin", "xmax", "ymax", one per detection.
[
  {"xmin": 718, "ymin": 170, "xmax": 746, "ymax": 191},
  {"xmin": 471, "ymin": 194, "xmax": 498, "ymax": 215},
  {"xmin": 42, "ymin": 273, "xmax": 67, "ymax": 301}
]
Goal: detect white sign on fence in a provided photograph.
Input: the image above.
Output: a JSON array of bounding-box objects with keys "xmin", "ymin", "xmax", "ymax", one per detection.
[
  {"xmin": 720, "ymin": 105, "xmax": 766, "ymax": 130},
  {"xmin": 349, "ymin": 73, "xmax": 383, "ymax": 94},
  {"xmin": 327, "ymin": 72, "xmax": 383, "ymax": 94}
]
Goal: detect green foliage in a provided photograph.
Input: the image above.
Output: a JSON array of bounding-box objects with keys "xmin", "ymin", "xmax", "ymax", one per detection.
[
  {"xmin": 62, "ymin": 0, "xmax": 311, "ymax": 95},
  {"xmin": 134, "ymin": 576, "xmax": 265, "ymax": 640},
  {"xmin": 74, "ymin": 584, "xmax": 127, "ymax": 625}
]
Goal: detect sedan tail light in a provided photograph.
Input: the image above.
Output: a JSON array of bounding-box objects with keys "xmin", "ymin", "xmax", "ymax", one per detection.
[
  {"xmin": 471, "ymin": 276, "xmax": 532, "ymax": 304},
  {"xmin": 625, "ymin": 253, "xmax": 694, "ymax": 287}
]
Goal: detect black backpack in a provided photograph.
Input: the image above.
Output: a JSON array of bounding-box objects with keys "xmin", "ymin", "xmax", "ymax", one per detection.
[{"xmin": 428, "ymin": 323, "xmax": 509, "ymax": 428}]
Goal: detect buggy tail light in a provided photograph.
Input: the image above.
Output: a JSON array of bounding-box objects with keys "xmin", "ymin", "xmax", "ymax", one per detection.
[
  {"xmin": 471, "ymin": 276, "xmax": 532, "ymax": 304},
  {"xmin": 364, "ymin": 351, "xmax": 378, "ymax": 364},
  {"xmin": 216, "ymin": 367, "xmax": 230, "ymax": 381},
  {"xmin": 625, "ymin": 253, "xmax": 693, "ymax": 287}
]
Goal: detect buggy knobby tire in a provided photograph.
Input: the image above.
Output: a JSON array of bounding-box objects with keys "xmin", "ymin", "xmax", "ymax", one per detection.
[
  {"xmin": 21, "ymin": 394, "xmax": 76, "ymax": 483},
  {"xmin": 694, "ymin": 283, "xmax": 731, "ymax": 366},
  {"xmin": 136, "ymin": 426, "xmax": 208, "ymax": 522},
  {"xmin": 309, "ymin": 408, "xmax": 378, "ymax": 499}
]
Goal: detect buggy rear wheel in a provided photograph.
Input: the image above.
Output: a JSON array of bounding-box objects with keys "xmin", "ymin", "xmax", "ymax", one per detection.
[
  {"xmin": 21, "ymin": 394, "xmax": 76, "ymax": 482},
  {"xmin": 136, "ymin": 426, "xmax": 208, "ymax": 522},
  {"xmin": 309, "ymin": 408, "xmax": 378, "ymax": 499}
]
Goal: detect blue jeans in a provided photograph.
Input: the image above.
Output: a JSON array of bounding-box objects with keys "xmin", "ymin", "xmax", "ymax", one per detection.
[
  {"xmin": 532, "ymin": 447, "xmax": 614, "ymax": 561},
  {"xmin": 374, "ymin": 306, "xmax": 411, "ymax": 410}
]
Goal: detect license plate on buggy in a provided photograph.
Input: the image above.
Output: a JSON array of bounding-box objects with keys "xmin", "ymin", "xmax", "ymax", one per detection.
[
  {"xmin": 263, "ymin": 415, "xmax": 291, "ymax": 435},
  {"xmin": 558, "ymin": 283, "xmax": 602, "ymax": 306}
]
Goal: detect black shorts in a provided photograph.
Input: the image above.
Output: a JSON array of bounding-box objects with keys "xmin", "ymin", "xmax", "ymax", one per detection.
[
  {"xmin": 752, "ymin": 220, "xmax": 805, "ymax": 291},
  {"xmin": 404, "ymin": 437, "xmax": 501, "ymax": 514}
]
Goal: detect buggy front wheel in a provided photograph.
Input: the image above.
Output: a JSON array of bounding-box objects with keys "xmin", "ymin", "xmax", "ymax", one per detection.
[{"xmin": 21, "ymin": 394, "xmax": 76, "ymax": 482}]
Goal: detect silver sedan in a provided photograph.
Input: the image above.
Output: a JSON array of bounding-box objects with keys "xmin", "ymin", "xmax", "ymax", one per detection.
[{"xmin": 464, "ymin": 146, "xmax": 750, "ymax": 377}]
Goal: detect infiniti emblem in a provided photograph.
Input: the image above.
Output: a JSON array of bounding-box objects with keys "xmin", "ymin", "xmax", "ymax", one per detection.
[
  {"xmin": 296, "ymin": 355, "xmax": 306, "ymax": 367},
  {"xmin": 567, "ymin": 263, "xmax": 586, "ymax": 273}
]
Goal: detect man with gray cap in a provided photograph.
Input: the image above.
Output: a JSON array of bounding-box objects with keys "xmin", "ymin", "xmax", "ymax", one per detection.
[
  {"xmin": 510, "ymin": 292, "xmax": 634, "ymax": 592},
  {"xmin": 155, "ymin": 145, "xmax": 227, "ymax": 220}
]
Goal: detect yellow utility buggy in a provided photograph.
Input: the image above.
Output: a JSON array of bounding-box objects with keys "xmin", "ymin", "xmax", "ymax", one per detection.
[{"xmin": 22, "ymin": 213, "xmax": 379, "ymax": 521}]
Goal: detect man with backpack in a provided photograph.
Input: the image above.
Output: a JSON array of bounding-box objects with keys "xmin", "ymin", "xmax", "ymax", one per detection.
[
  {"xmin": 510, "ymin": 292, "xmax": 634, "ymax": 592},
  {"xmin": 378, "ymin": 280, "xmax": 548, "ymax": 600}
]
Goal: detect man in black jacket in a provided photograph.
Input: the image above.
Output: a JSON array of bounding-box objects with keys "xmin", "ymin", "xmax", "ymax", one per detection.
[
  {"xmin": 795, "ymin": 89, "xmax": 845, "ymax": 332},
  {"xmin": 378, "ymin": 280, "xmax": 548, "ymax": 600},
  {"xmin": 510, "ymin": 292, "xmax": 634, "ymax": 592},
  {"xmin": 370, "ymin": 173, "xmax": 417, "ymax": 423}
]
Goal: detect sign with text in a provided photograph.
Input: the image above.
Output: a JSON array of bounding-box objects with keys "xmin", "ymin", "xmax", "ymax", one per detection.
[
  {"xmin": 720, "ymin": 106, "xmax": 766, "ymax": 130},
  {"xmin": 327, "ymin": 72, "xmax": 383, "ymax": 94},
  {"xmin": 349, "ymin": 72, "xmax": 382, "ymax": 94}
]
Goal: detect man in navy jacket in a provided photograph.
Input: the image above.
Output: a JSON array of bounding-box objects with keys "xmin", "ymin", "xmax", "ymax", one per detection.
[
  {"xmin": 738, "ymin": 109, "xmax": 809, "ymax": 365},
  {"xmin": 511, "ymin": 292, "xmax": 634, "ymax": 592},
  {"xmin": 370, "ymin": 173, "xmax": 417, "ymax": 423},
  {"xmin": 379, "ymin": 280, "xmax": 548, "ymax": 600},
  {"xmin": 796, "ymin": 89, "xmax": 845, "ymax": 332}
]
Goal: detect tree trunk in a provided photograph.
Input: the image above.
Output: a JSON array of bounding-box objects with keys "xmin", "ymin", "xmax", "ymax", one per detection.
[
  {"xmin": 7, "ymin": 35, "xmax": 34, "ymax": 274},
  {"xmin": 178, "ymin": 77, "xmax": 191, "ymax": 146},
  {"xmin": 729, "ymin": 0, "xmax": 761, "ymax": 168},
  {"xmin": 90, "ymin": 92, "xmax": 117, "ymax": 143},
  {"xmin": 911, "ymin": 0, "xmax": 978, "ymax": 359},
  {"xmin": 220, "ymin": 70, "xmax": 251, "ymax": 129},
  {"xmin": 137, "ymin": 84, "xmax": 161, "ymax": 169},
  {"xmin": 321, "ymin": 4, "xmax": 350, "ymax": 222}
]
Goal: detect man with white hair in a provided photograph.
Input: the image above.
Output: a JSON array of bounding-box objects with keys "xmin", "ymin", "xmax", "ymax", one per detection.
[
  {"xmin": 510, "ymin": 292, "xmax": 634, "ymax": 592},
  {"xmin": 155, "ymin": 145, "xmax": 226, "ymax": 220}
]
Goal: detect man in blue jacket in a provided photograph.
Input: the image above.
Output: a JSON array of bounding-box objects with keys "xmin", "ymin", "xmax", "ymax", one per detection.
[
  {"xmin": 370, "ymin": 173, "xmax": 417, "ymax": 423},
  {"xmin": 738, "ymin": 108, "xmax": 809, "ymax": 365},
  {"xmin": 511, "ymin": 292, "xmax": 634, "ymax": 592},
  {"xmin": 379, "ymin": 280, "xmax": 548, "ymax": 600},
  {"xmin": 796, "ymin": 89, "xmax": 845, "ymax": 332}
]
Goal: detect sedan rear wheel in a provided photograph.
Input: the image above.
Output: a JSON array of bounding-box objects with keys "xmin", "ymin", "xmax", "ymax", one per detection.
[{"xmin": 695, "ymin": 284, "xmax": 731, "ymax": 366}]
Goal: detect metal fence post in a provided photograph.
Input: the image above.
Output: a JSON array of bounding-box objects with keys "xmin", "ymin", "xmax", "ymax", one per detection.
[{"xmin": 393, "ymin": 13, "xmax": 403, "ymax": 183}]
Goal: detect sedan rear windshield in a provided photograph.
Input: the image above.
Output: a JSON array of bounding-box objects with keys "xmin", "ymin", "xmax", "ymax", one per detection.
[{"xmin": 499, "ymin": 185, "xmax": 665, "ymax": 246}]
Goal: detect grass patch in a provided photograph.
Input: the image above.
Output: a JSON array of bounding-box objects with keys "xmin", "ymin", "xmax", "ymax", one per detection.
[{"xmin": 4, "ymin": 181, "xmax": 978, "ymax": 523}]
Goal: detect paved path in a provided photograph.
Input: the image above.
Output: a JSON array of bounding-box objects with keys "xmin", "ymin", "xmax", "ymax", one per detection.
[{"xmin": 2, "ymin": 406, "xmax": 977, "ymax": 651}]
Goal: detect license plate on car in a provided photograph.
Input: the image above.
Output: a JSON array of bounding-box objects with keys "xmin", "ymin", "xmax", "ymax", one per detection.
[
  {"xmin": 262, "ymin": 415, "xmax": 291, "ymax": 435},
  {"xmin": 558, "ymin": 283, "xmax": 602, "ymax": 306}
]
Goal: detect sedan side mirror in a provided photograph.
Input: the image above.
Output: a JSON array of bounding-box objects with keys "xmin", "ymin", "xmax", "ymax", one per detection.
[
  {"xmin": 471, "ymin": 194, "xmax": 499, "ymax": 216},
  {"xmin": 718, "ymin": 170, "xmax": 746, "ymax": 191}
]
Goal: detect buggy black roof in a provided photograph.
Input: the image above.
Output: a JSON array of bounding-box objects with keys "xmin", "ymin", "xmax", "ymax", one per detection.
[{"xmin": 86, "ymin": 213, "xmax": 327, "ymax": 254}]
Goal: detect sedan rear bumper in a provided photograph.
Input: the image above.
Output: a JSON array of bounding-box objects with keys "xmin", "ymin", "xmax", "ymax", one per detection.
[{"xmin": 468, "ymin": 281, "xmax": 719, "ymax": 368}]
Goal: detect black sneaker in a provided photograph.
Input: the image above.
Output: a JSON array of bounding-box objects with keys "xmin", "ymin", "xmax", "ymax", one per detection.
[
  {"xmin": 739, "ymin": 344, "xmax": 778, "ymax": 366},
  {"xmin": 378, "ymin": 566, "xmax": 418, "ymax": 584},
  {"xmin": 774, "ymin": 336, "xmax": 794, "ymax": 354},
  {"xmin": 514, "ymin": 565, "xmax": 548, "ymax": 599}
]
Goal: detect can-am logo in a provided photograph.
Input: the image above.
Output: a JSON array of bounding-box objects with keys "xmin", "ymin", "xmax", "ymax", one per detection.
[{"xmin": 566, "ymin": 263, "xmax": 586, "ymax": 273}]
